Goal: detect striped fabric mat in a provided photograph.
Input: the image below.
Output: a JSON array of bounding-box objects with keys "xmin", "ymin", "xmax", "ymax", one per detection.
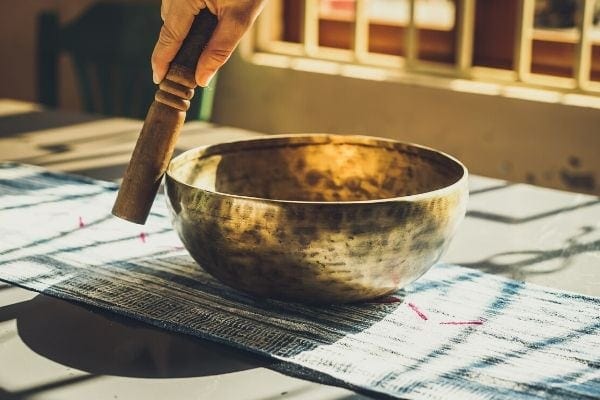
[{"xmin": 1, "ymin": 162, "xmax": 599, "ymax": 400}]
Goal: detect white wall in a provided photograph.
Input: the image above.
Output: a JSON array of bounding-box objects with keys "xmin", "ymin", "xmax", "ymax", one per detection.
[{"xmin": 212, "ymin": 53, "xmax": 600, "ymax": 195}]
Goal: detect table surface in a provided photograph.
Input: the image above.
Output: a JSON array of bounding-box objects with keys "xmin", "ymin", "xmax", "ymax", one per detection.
[{"xmin": 0, "ymin": 99, "xmax": 598, "ymax": 400}]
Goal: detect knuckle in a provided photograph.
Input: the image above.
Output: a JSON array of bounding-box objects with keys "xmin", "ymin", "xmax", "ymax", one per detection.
[
  {"xmin": 206, "ymin": 48, "xmax": 232, "ymax": 65},
  {"xmin": 228, "ymin": 9, "xmax": 252, "ymax": 28},
  {"xmin": 185, "ymin": 0, "xmax": 203, "ymax": 13},
  {"xmin": 158, "ymin": 24, "xmax": 179, "ymax": 46},
  {"xmin": 152, "ymin": 27, "xmax": 179, "ymax": 65}
]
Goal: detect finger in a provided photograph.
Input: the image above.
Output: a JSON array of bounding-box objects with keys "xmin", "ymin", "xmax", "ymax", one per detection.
[
  {"xmin": 160, "ymin": 0, "xmax": 171, "ymax": 21},
  {"xmin": 195, "ymin": 11, "xmax": 252, "ymax": 86},
  {"xmin": 152, "ymin": 3, "xmax": 204, "ymax": 84}
]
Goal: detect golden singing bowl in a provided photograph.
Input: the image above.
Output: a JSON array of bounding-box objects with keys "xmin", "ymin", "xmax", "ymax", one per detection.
[{"xmin": 165, "ymin": 134, "xmax": 468, "ymax": 304}]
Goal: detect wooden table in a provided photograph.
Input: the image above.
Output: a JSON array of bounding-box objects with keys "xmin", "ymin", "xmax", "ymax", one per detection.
[{"xmin": 1, "ymin": 99, "xmax": 599, "ymax": 399}]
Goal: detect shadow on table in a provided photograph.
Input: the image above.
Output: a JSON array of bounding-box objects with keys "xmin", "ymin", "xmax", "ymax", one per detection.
[
  {"xmin": 6, "ymin": 295, "xmax": 271, "ymax": 379},
  {"xmin": 467, "ymin": 181, "xmax": 600, "ymax": 224},
  {"xmin": 0, "ymin": 286, "xmax": 401, "ymax": 400},
  {"xmin": 466, "ymin": 199, "xmax": 600, "ymax": 224},
  {"xmin": 458, "ymin": 225, "xmax": 600, "ymax": 277},
  {"xmin": 71, "ymin": 146, "xmax": 191, "ymax": 181},
  {"xmin": 460, "ymin": 182, "xmax": 600, "ymax": 279},
  {"xmin": 0, "ymin": 111, "xmax": 102, "ymax": 138},
  {"xmin": 0, "ymin": 108, "xmax": 135, "ymax": 181},
  {"xmin": 0, "ymin": 374, "xmax": 99, "ymax": 400}
]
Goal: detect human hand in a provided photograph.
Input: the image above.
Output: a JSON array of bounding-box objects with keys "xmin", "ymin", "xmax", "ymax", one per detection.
[{"xmin": 151, "ymin": 0, "xmax": 266, "ymax": 87}]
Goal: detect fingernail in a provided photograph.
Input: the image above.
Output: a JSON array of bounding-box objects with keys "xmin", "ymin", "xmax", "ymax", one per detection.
[
  {"xmin": 152, "ymin": 72, "xmax": 159, "ymax": 84},
  {"xmin": 197, "ymin": 72, "xmax": 216, "ymax": 87}
]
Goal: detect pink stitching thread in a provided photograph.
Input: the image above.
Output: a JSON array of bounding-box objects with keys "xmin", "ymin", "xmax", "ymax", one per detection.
[
  {"xmin": 408, "ymin": 303, "xmax": 428, "ymax": 320},
  {"xmin": 78, "ymin": 216, "xmax": 85, "ymax": 228},
  {"xmin": 140, "ymin": 232, "xmax": 147, "ymax": 243},
  {"xmin": 371, "ymin": 300, "xmax": 483, "ymax": 327}
]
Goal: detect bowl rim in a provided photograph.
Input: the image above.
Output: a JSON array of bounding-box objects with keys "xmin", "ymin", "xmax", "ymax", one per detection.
[{"xmin": 166, "ymin": 133, "xmax": 468, "ymax": 205}]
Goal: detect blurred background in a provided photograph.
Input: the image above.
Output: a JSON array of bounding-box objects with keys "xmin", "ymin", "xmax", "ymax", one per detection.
[{"xmin": 1, "ymin": 0, "xmax": 600, "ymax": 194}]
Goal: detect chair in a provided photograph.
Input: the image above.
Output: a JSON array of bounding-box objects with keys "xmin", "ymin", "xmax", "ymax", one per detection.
[{"xmin": 37, "ymin": 2, "xmax": 216, "ymax": 121}]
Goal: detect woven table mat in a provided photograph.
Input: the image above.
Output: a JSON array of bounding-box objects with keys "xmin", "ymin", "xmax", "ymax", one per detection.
[{"xmin": 1, "ymin": 163, "xmax": 599, "ymax": 400}]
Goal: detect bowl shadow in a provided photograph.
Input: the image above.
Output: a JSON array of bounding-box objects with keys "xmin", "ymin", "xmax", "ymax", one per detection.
[{"xmin": 15, "ymin": 294, "xmax": 271, "ymax": 378}]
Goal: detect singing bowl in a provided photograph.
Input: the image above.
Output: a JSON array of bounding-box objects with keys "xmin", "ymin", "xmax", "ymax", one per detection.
[{"xmin": 165, "ymin": 134, "xmax": 468, "ymax": 303}]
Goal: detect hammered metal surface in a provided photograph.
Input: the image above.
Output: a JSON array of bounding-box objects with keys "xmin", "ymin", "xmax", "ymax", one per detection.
[{"xmin": 165, "ymin": 134, "xmax": 468, "ymax": 303}]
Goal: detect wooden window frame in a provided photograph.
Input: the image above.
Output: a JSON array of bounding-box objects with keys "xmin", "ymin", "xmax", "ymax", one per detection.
[{"xmin": 281, "ymin": 0, "xmax": 600, "ymax": 82}]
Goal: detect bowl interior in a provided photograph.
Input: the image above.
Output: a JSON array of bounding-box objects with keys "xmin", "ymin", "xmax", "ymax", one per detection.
[{"xmin": 169, "ymin": 135, "xmax": 465, "ymax": 202}]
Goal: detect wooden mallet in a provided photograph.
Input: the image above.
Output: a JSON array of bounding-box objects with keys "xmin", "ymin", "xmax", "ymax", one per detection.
[{"xmin": 112, "ymin": 9, "xmax": 218, "ymax": 224}]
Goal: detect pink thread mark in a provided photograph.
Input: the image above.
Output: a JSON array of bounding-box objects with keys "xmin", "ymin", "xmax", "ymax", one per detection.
[
  {"xmin": 408, "ymin": 303, "xmax": 428, "ymax": 320},
  {"xmin": 139, "ymin": 232, "xmax": 147, "ymax": 243},
  {"xmin": 439, "ymin": 320, "xmax": 484, "ymax": 325},
  {"xmin": 78, "ymin": 216, "xmax": 85, "ymax": 228}
]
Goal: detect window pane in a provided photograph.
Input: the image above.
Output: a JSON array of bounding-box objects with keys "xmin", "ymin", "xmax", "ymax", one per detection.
[
  {"xmin": 530, "ymin": 0, "xmax": 600, "ymax": 81},
  {"xmin": 593, "ymin": 44, "xmax": 600, "ymax": 81},
  {"xmin": 535, "ymin": 0, "xmax": 578, "ymax": 28},
  {"xmin": 531, "ymin": 41, "xmax": 575, "ymax": 77},
  {"xmin": 318, "ymin": 0, "xmax": 457, "ymax": 62},
  {"xmin": 531, "ymin": 0, "xmax": 580, "ymax": 77},
  {"xmin": 590, "ymin": 0, "xmax": 600, "ymax": 81},
  {"xmin": 368, "ymin": 0, "xmax": 457, "ymax": 63},
  {"xmin": 318, "ymin": 0, "xmax": 455, "ymax": 27},
  {"xmin": 368, "ymin": 0, "xmax": 455, "ymax": 28},
  {"xmin": 320, "ymin": 0, "xmax": 355, "ymax": 19},
  {"xmin": 281, "ymin": 0, "xmax": 303, "ymax": 43},
  {"xmin": 416, "ymin": 0, "xmax": 456, "ymax": 64},
  {"xmin": 319, "ymin": 0, "xmax": 354, "ymax": 49},
  {"xmin": 473, "ymin": 0, "xmax": 518, "ymax": 70}
]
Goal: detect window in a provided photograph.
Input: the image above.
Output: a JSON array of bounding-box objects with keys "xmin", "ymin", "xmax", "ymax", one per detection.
[{"xmin": 254, "ymin": 0, "xmax": 600, "ymax": 94}]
